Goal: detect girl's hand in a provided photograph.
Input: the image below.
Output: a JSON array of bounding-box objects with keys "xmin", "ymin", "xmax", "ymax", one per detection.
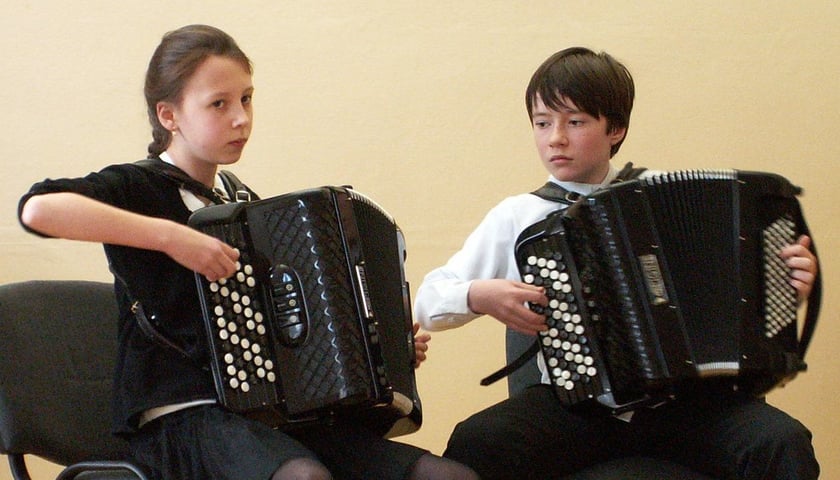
[
  {"xmin": 413, "ymin": 322, "xmax": 431, "ymax": 368},
  {"xmin": 163, "ymin": 223, "xmax": 240, "ymax": 282}
]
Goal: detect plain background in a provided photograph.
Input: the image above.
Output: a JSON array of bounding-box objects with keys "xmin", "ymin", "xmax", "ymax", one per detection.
[{"xmin": 2, "ymin": 1, "xmax": 837, "ymax": 478}]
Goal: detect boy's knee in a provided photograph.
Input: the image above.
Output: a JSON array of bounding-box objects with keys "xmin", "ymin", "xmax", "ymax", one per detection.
[{"xmin": 743, "ymin": 420, "xmax": 819, "ymax": 480}]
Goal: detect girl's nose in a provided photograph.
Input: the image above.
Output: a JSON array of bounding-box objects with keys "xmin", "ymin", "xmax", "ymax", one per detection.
[{"xmin": 232, "ymin": 106, "xmax": 251, "ymax": 128}]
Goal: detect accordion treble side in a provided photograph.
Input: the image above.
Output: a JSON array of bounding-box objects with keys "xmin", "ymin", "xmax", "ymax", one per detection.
[
  {"xmin": 515, "ymin": 170, "xmax": 818, "ymax": 413},
  {"xmin": 188, "ymin": 186, "xmax": 421, "ymax": 436}
]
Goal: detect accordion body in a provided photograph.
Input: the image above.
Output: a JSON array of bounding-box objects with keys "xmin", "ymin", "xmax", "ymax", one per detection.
[
  {"xmin": 515, "ymin": 170, "xmax": 818, "ymax": 413},
  {"xmin": 188, "ymin": 186, "xmax": 421, "ymax": 436}
]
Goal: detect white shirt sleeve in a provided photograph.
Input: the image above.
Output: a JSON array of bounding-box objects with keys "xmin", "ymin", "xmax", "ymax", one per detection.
[{"xmin": 414, "ymin": 194, "xmax": 560, "ymax": 331}]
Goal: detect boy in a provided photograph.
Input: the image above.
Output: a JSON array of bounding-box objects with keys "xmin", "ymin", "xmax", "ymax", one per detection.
[{"xmin": 414, "ymin": 47, "xmax": 819, "ymax": 479}]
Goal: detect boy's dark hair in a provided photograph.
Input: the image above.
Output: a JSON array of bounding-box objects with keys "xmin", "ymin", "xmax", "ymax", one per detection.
[
  {"xmin": 144, "ymin": 24, "xmax": 253, "ymax": 158},
  {"xmin": 526, "ymin": 47, "xmax": 634, "ymax": 157}
]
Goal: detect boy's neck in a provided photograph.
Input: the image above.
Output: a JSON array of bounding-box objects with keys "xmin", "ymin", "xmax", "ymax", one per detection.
[{"xmin": 549, "ymin": 163, "xmax": 619, "ymax": 194}]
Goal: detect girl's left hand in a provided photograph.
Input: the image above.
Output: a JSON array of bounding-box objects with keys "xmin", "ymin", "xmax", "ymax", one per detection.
[{"xmin": 413, "ymin": 322, "xmax": 431, "ymax": 368}]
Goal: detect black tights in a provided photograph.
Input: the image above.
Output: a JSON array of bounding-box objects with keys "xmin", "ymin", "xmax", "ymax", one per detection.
[{"xmin": 272, "ymin": 454, "xmax": 480, "ymax": 480}]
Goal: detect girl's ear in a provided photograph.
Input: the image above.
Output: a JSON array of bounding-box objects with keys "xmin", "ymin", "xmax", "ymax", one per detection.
[{"xmin": 156, "ymin": 101, "xmax": 177, "ymax": 132}]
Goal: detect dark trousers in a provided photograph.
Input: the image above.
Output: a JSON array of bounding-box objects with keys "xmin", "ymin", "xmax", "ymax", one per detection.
[{"xmin": 443, "ymin": 385, "xmax": 818, "ymax": 480}]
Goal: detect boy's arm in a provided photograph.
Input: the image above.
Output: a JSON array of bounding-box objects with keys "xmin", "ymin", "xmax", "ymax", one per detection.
[
  {"xmin": 467, "ymin": 279, "xmax": 547, "ymax": 335},
  {"xmin": 20, "ymin": 192, "xmax": 239, "ymax": 281},
  {"xmin": 780, "ymin": 234, "xmax": 818, "ymax": 302}
]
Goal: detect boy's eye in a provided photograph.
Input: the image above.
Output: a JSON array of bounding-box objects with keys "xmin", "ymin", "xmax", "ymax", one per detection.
[
  {"xmin": 242, "ymin": 95, "xmax": 252, "ymax": 105},
  {"xmin": 534, "ymin": 121, "xmax": 549, "ymax": 128}
]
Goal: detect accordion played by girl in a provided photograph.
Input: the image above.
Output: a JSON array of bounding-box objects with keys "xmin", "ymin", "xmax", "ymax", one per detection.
[
  {"xmin": 188, "ymin": 186, "xmax": 421, "ymax": 437},
  {"xmin": 515, "ymin": 170, "xmax": 820, "ymax": 413}
]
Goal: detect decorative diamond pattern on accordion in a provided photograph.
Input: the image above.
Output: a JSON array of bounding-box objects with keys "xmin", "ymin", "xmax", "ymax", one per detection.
[{"xmin": 255, "ymin": 195, "xmax": 373, "ymax": 414}]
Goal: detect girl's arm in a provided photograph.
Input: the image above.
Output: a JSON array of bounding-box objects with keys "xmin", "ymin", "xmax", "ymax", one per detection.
[{"xmin": 20, "ymin": 192, "xmax": 239, "ymax": 281}]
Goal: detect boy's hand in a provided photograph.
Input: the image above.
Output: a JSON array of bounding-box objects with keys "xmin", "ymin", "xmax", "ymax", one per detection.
[
  {"xmin": 468, "ymin": 279, "xmax": 548, "ymax": 335},
  {"xmin": 780, "ymin": 235, "xmax": 818, "ymax": 302},
  {"xmin": 412, "ymin": 322, "xmax": 431, "ymax": 368},
  {"xmin": 164, "ymin": 224, "xmax": 240, "ymax": 282}
]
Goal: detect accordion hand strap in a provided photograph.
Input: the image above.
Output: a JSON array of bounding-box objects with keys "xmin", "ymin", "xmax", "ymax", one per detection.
[
  {"xmin": 797, "ymin": 221, "xmax": 821, "ymax": 360},
  {"xmin": 480, "ymin": 339, "xmax": 540, "ymax": 386}
]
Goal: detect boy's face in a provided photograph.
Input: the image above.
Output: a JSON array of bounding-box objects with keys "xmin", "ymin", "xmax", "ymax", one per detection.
[{"xmin": 531, "ymin": 95, "xmax": 626, "ymax": 184}]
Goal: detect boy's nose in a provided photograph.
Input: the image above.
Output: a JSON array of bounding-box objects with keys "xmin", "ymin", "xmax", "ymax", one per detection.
[{"xmin": 549, "ymin": 126, "xmax": 568, "ymax": 146}]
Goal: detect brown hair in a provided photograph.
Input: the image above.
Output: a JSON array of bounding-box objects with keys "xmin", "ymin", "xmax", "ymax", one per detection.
[
  {"xmin": 144, "ymin": 24, "xmax": 252, "ymax": 157},
  {"xmin": 525, "ymin": 47, "xmax": 634, "ymax": 157}
]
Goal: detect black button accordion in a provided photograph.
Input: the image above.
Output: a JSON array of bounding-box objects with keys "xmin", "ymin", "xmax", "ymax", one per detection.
[
  {"xmin": 188, "ymin": 186, "xmax": 421, "ymax": 437},
  {"xmin": 515, "ymin": 170, "xmax": 820, "ymax": 413}
]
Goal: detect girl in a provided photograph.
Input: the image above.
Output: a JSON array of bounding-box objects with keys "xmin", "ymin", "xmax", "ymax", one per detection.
[{"xmin": 19, "ymin": 24, "xmax": 477, "ymax": 480}]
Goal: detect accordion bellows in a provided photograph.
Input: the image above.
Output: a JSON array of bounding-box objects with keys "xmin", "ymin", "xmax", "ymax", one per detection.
[{"xmin": 516, "ymin": 170, "xmax": 819, "ymax": 413}]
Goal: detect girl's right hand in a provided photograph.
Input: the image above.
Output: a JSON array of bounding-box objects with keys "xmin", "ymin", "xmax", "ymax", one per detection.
[{"xmin": 163, "ymin": 223, "xmax": 240, "ymax": 282}]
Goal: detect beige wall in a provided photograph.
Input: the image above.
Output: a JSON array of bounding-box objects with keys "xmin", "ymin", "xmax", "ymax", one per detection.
[{"xmin": 3, "ymin": 1, "xmax": 838, "ymax": 478}]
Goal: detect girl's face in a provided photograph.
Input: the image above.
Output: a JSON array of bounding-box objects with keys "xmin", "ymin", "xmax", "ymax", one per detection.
[
  {"xmin": 531, "ymin": 94, "xmax": 625, "ymax": 184},
  {"xmin": 163, "ymin": 55, "xmax": 253, "ymax": 175}
]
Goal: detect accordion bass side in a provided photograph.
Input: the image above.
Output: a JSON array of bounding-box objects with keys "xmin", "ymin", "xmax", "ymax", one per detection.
[
  {"xmin": 188, "ymin": 186, "xmax": 421, "ymax": 437},
  {"xmin": 515, "ymin": 170, "xmax": 820, "ymax": 413}
]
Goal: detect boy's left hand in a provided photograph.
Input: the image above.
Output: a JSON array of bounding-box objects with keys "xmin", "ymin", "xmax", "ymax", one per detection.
[
  {"xmin": 781, "ymin": 235, "xmax": 818, "ymax": 302},
  {"xmin": 412, "ymin": 322, "xmax": 431, "ymax": 368}
]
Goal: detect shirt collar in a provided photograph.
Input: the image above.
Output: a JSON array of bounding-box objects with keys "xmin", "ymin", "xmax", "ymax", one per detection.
[
  {"xmin": 159, "ymin": 152, "xmax": 229, "ymax": 211},
  {"xmin": 547, "ymin": 163, "xmax": 619, "ymax": 196}
]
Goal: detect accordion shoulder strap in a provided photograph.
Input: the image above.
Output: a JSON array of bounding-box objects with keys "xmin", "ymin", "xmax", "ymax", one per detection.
[
  {"xmin": 135, "ymin": 158, "xmax": 259, "ymax": 204},
  {"xmin": 531, "ymin": 162, "xmax": 647, "ymax": 205},
  {"xmin": 109, "ymin": 267, "xmax": 207, "ymax": 369}
]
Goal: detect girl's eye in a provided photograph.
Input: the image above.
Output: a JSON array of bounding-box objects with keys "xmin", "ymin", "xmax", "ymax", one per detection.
[{"xmin": 212, "ymin": 100, "xmax": 225, "ymax": 108}]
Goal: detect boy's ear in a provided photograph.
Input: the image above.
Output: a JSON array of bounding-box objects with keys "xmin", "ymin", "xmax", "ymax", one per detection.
[
  {"xmin": 156, "ymin": 101, "xmax": 177, "ymax": 131},
  {"xmin": 609, "ymin": 127, "xmax": 627, "ymax": 146}
]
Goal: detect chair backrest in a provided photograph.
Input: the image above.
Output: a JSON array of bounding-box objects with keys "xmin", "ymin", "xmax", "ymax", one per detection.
[
  {"xmin": 0, "ymin": 280, "xmax": 131, "ymax": 466},
  {"xmin": 505, "ymin": 328, "xmax": 541, "ymax": 396}
]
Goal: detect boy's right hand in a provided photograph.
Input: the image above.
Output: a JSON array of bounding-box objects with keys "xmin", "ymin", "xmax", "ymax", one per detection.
[
  {"xmin": 164, "ymin": 224, "xmax": 240, "ymax": 282},
  {"xmin": 467, "ymin": 279, "xmax": 548, "ymax": 335}
]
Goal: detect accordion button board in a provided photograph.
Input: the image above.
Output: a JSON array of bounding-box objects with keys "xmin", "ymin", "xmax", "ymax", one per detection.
[
  {"xmin": 515, "ymin": 219, "xmax": 620, "ymax": 409},
  {"xmin": 200, "ymin": 222, "xmax": 283, "ymax": 410}
]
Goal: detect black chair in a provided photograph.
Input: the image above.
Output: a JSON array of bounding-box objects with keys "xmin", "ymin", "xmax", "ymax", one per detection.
[
  {"xmin": 0, "ymin": 280, "xmax": 149, "ymax": 480},
  {"xmin": 506, "ymin": 328, "xmax": 717, "ymax": 480}
]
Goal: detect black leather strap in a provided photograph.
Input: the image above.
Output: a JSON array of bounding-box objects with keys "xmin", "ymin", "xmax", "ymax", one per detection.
[{"xmin": 530, "ymin": 162, "xmax": 646, "ymax": 204}]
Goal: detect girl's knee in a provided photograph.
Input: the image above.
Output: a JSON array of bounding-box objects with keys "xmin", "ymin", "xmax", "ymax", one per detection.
[{"xmin": 272, "ymin": 457, "xmax": 332, "ymax": 480}]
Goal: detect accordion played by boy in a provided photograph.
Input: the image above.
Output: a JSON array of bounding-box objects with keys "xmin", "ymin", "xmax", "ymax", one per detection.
[
  {"xmin": 515, "ymin": 170, "xmax": 820, "ymax": 413},
  {"xmin": 189, "ymin": 186, "xmax": 421, "ymax": 437}
]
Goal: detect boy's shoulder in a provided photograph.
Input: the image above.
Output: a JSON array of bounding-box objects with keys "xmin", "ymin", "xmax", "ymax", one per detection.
[{"xmin": 481, "ymin": 192, "xmax": 564, "ymax": 228}]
